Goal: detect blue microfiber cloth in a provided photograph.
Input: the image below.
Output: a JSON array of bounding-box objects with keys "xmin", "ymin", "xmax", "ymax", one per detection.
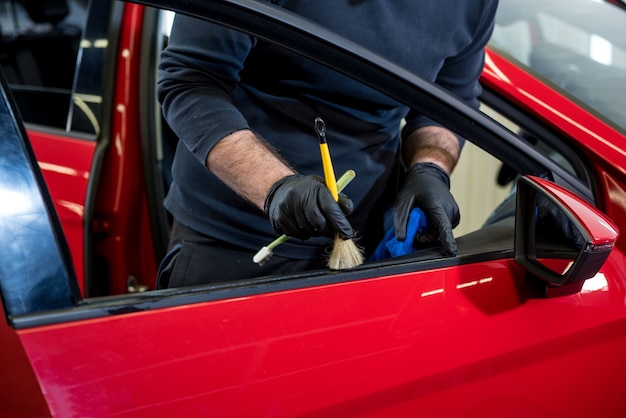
[{"xmin": 368, "ymin": 208, "xmax": 429, "ymax": 261}]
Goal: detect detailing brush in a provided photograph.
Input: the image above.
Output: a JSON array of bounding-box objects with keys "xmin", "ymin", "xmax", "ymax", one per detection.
[
  {"xmin": 315, "ymin": 117, "xmax": 365, "ymax": 270},
  {"xmin": 253, "ymin": 169, "xmax": 357, "ymax": 266}
]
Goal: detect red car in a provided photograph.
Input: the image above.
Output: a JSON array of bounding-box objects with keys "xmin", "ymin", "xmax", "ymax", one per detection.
[{"xmin": 1, "ymin": 0, "xmax": 625, "ymax": 416}]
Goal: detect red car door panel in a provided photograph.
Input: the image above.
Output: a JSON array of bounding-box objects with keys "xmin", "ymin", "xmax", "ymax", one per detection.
[
  {"xmin": 15, "ymin": 254, "xmax": 626, "ymax": 417},
  {"xmin": 29, "ymin": 130, "xmax": 96, "ymax": 295}
]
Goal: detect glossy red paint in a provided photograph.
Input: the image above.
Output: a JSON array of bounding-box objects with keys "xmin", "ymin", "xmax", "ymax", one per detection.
[
  {"xmin": 17, "ymin": 255, "xmax": 626, "ymax": 417},
  {"xmin": 90, "ymin": 3, "xmax": 158, "ymax": 294},
  {"xmin": 599, "ymin": 171, "xmax": 626, "ymax": 250},
  {"xmin": 29, "ymin": 130, "xmax": 95, "ymax": 295},
  {"xmin": 0, "ymin": 304, "xmax": 49, "ymax": 418},
  {"xmin": 482, "ymin": 50, "xmax": 626, "ymax": 178}
]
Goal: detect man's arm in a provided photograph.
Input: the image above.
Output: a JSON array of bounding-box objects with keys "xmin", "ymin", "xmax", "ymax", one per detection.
[
  {"xmin": 205, "ymin": 129, "xmax": 295, "ymax": 209},
  {"xmin": 206, "ymin": 129, "xmax": 354, "ymax": 241},
  {"xmin": 402, "ymin": 125, "xmax": 460, "ymax": 175}
]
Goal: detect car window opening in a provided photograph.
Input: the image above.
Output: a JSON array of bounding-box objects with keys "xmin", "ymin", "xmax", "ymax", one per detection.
[{"xmin": 0, "ymin": 0, "xmax": 87, "ymax": 129}]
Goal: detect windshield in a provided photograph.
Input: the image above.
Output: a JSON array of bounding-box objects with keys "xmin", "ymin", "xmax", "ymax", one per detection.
[{"xmin": 489, "ymin": 0, "xmax": 626, "ymax": 133}]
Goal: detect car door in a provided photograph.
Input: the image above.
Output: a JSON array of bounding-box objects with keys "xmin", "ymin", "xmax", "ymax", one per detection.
[
  {"xmin": 1, "ymin": 0, "xmax": 626, "ymax": 417},
  {"xmin": 0, "ymin": 0, "xmax": 163, "ymax": 298},
  {"xmin": 0, "ymin": 0, "xmax": 99, "ymax": 293}
]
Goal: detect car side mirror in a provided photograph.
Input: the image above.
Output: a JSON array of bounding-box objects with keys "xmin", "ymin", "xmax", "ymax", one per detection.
[{"xmin": 514, "ymin": 175, "xmax": 618, "ymax": 295}]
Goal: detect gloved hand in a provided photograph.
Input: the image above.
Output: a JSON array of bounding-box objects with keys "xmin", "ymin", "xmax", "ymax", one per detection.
[
  {"xmin": 264, "ymin": 174, "xmax": 354, "ymax": 241},
  {"xmin": 393, "ymin": 162, "xmax": 460, "ymax": 255}
]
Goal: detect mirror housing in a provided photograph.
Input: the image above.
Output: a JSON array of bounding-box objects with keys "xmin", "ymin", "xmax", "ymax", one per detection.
[{"xmin": 514, "ymin": 176, "xmax": 618, "ymax": 293}]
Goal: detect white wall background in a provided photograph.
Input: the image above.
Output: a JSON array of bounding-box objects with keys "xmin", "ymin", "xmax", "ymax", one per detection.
[{"xmin": 450, "ymin": 105, "xmax": 517, "ymax": 237}]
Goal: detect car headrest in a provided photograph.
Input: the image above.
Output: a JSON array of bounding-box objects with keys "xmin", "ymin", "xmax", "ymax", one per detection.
[{"xmin": 19, "ymin": 0, "xmax": 69, "ymax": 26}]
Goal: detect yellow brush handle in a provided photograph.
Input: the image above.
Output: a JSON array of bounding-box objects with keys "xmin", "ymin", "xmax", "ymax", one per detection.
[{"xmin": 319, "ymin": 142, "xmax": 339, "ymax": 201}]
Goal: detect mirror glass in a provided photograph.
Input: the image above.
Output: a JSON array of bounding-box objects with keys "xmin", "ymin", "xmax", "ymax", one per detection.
[{"xmin": 533, "ymin": 195, "xmax": 585, "ymax": 276}]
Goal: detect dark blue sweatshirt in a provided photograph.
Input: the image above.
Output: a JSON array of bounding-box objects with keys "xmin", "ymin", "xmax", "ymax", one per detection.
[{"xmin": 158, "ymin": 0, "xmax": 498, "ymax": 259}]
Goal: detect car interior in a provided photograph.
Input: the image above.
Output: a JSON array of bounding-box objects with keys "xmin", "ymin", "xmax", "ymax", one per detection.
[{"xmin": 0, "ymin": 0, "xmax": 85, "ymax": 129}]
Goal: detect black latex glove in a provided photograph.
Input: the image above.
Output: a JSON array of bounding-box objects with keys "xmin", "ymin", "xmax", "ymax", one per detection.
[
  {"xmin": 393, "ymin": 162, "xmax": 460, "ymax": 255},
  {"xmin": 264, "ymin": 174, "xmax": 354, "ymax": 241}
]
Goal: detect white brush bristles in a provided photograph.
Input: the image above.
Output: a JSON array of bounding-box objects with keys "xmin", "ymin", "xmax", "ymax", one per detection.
[
  {"xmin": 328, "ymin": 235, "xmax": 364, "ymax": 270},
  {"xmin": 253, "ymin": 246, "xmax": 272, "ymax": 266}
]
